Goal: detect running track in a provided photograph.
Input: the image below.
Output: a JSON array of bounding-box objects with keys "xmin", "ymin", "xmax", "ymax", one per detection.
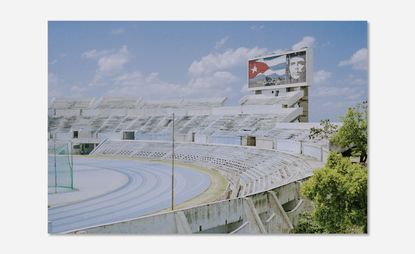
[{"xmin": 48, "ymin": 157, "xmax": 210, "ymax": 233}]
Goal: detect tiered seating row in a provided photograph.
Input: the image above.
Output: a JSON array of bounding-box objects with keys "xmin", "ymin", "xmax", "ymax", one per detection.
[
  {"xmin": 92, "ymin": 140, "xmax": 313, "ymax": 197},
  {"xmin": 239, "ymin": 91, "xmax": 303, "ymax": 106},
  {"xmin": 49, "ymin": 113, "xmax": 294, "ymax": 136}
]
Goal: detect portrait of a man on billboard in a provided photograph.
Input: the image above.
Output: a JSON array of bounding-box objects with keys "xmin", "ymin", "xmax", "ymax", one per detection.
[{"xmin": 287, "ymin": 51, "xmax": 306, "ymax": 83}]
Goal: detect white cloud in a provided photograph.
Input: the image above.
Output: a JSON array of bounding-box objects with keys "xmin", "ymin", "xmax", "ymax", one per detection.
[
  {"xmin": 82, "ymin": 49, "xmax": 111, "ymax": 59},
  {"xmin": 107, "ymin": 71, "xmax": 181, "ymax": 98},
  {"xmin": 86, "ymin": 46, "xmax": 130, "ymax": 86},
  {"xmin": 186, "ymin": 46, "xmax": 259, "ymax": 98},
  {"xmin": 313, "ymin": 70, "xmax": 331, "ymax": 84},
  {"xmin": 84, "ymin": 45, "xmax": 241, "ymax": 98},
  {"xmin": 188, "ymin": 47, "xmax": 267, "ymax": 76},
  {"xmin": 111, "ymin": 28, "xmax": 125, "ymax": 35},
  {"xmin": 97, "ymin": 45, "xmax": 129, "ymax": 73},
  {"xmin": 338, "ymin": 48, "xmax": 368, "ymax": 70},
  {"xmin": 106, "ymin": 70, "xmax": 239, "ymax": 99},
  {"xmin": 214, "ymin": 36, "xmax": 229, "ymax": 49},
  {"xmin": 292, "ymin": 36, "xmax": 316, "ymax": 50},
  {"xmin": 186, "ymin": 71, "xmax": 238, "ymax": 94}
]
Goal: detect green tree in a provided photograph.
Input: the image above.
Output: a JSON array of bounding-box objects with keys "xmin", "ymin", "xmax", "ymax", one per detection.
[
  {"xmin": 300, "ymin": 153, "xmax": 367, "ymax": 233},
  {"xmin": 309, "ymin": 119, "xmax": 339, "ymax": 140},
  {"xmin": 293, "ymin": 211, "xmax": 324, "ymax": 233},
  {"xmin": 331, "ymin": 102, "xmax": 368, "ymax": 163}
]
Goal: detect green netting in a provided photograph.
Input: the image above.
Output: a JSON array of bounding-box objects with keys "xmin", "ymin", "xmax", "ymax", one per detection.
[{"xmin": 48, "ymin": 141, "xmax": 74, "ymax": 193}]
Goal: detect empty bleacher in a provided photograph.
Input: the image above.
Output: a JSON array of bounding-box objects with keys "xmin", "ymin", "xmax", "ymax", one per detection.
[
  {"xmin": 51, "ymin": 98, "xmax": 94, "ymax": 110},
  {"xmin": 239, "ymin": 90, "xmax": 304, "ymax": 107},
  {"xmin": 94, "ymin": 97, "xmax": 141, "ymax": 109},
  {"xmin": 48, "ymin": 94, "xmax": 305, "ymax": 139},
  {"xmin": 91, "ymin": 140, "xmax": 313, "ymax": 198}
]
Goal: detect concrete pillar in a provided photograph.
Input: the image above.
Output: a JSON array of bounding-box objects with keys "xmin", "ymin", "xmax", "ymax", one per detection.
[
  {"xmin": 267, "ymin": 191, "xmax": 294, "ymax": 233},
  {"xmin": 243, "ymin": 198, "xmax": 266, "ymax": 234}
]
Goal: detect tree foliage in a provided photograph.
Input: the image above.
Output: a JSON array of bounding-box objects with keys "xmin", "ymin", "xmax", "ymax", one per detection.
[
  {"xmin": 300, "ymin": 153, "xmax": 367, "ymax": 233},
  {"xmin": 331, "ymin": 101, "xmax": 368, "ymax": 162},
  {"xmin": 293, "ymin": 211, "xmax": 324, "ymax": 233},
  {"xmin": 309, "ymin": 119, "xmax": 339, "ymax": 140}
]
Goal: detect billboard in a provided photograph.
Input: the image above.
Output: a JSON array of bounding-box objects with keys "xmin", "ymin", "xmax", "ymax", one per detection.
[{"xmin": 248, "ymin": 49, "xmax": 309, "ymax": 89}]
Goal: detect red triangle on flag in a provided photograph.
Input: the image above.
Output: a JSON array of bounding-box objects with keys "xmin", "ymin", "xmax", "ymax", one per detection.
[{"xmin": 248, "ymin": 61, "xmax": 269, "ymax": 79}]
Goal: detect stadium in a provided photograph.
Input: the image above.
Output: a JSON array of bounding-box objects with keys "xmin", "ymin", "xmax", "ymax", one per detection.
[{"xmin": 48, "ymin": 47, "xmax": 335, "ymax": 234}]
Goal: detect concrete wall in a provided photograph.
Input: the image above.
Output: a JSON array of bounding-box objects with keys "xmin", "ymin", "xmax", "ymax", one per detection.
[
  {"xmin": 276, "ymin": 139, "xmax": 302, "ymax": 154},
  {"xmin": 97, "ymin": 132, "xmax": 121, "ymax": 140},
  {"xmin": 194, "ymin": 134, "xmax": 208, "ymax": 144},
  {"xmin": 256, "ymin": 137, "xmax": 274, "ymax": 149},
  {"xmin": 274, "ymin": 139, "xmax": 328, "ymax": 162},
  {"xmin": 209, "ymin": 136, "xmax": 241, "ymax": 145},
  {"xmin": 74, "ymin": 211, "xmax": 178, "ymax": 234},
  {"xmin": 70, "ymin": 181, "xmax": 305, "ymax": 235},
  {"xmin": 286, "ymin": 198, "xmax": 313, "ymax": 227},
  {"xmin": 185, "ymin": 199, "xmax": 245, "ymax": 233},
  {"xmin": 302, "ymin": 143, "xmax": 321, "ymax": 159}
]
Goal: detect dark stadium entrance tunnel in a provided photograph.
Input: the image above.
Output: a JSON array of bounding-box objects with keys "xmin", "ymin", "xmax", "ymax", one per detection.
[
  {"xmin": 122, "ymin": 131, "xmax": 135, "ymax": 140},
  {"xmin": 73, "ymin": 143, "xmax": 98, "ymax": 155}
]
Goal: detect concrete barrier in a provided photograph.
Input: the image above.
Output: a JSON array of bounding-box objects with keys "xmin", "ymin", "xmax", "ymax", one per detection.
[
  {"xmin": 302, "ymin": 143, "xmax": 322, "ymax": 161},
  {"xmin": 274, "ymin": 139, "xmax": 328, "ymax": 163},
  {"xmin": 276, "ymin": 139, "xmax": 301, "ymax": 154},
  {"xmin": 68, "ymin": 181, "xmax": 305, "ymax": 234}
]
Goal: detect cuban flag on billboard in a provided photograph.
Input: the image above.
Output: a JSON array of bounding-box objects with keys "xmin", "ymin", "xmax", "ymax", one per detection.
[{"xmin": 249, "ymin": 55, "xmax": 287, "ymax": 80}]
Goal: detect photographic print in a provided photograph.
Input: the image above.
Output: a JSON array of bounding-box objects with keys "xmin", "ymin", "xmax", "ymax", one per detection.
[{"xmin": 48, "ymin": 21, "xmax": 368, "ymax": 234}]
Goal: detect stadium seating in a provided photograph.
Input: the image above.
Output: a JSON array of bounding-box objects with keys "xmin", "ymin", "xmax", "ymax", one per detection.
[
  {"xmin": 91, "ymin": 140, "xmax": 313, "ymax": 197},
  {"xmin": 51, "ymin": 98, "xmax": 94, "ymax": 109},
  {"xmin": 48, "ymin": 94, "xmax": 305, "ymax": 137},
  {"xmin": 239, "ymin": 90, "xmax": 303, "ymax": 107},
  {"xmin": 94, "ymin": 97, "xmax": 141, "ymax": 109}
]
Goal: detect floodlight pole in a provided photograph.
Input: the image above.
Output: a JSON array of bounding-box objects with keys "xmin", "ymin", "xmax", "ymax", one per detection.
[
  {"xmin": 54, "ymin": 136, "xmax": 57, "ymax": 194},
  {"xmin": 171, "ymin": 113, "xmax": 175, "ymax": 211}
]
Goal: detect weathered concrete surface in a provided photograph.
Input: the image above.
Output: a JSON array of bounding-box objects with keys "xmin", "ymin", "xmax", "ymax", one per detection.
[
  {"xmin": 175, "ymin": 211, "xmax": 192, "ymax": 234},
  {"xmin": 70, "ymin": 181, "xmax": 307, "ymax": 234},
  {"xmin": 242, "ymin": 197, "xmax": 266, "ymax": 234},
  {"xmin": 267, "ymin": 191, "xmax": 294, "ymax": 233},
  {"xmin": 185, "ymin": 198, "xmax": 244, "ymax": 233}
]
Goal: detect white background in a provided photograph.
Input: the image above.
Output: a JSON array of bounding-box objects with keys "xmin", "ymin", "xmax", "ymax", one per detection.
[{"xmin": 0, "ymin": 0, "xmax": 414, "ymax": 253}]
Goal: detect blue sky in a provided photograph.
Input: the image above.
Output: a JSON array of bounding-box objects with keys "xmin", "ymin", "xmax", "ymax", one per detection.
[{"xmin": 48, "ymin": 21, "xmax": 367, "ymax": 122}]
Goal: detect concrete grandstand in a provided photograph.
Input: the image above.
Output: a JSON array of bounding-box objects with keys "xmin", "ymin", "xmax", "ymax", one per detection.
[{"xmin": 48, "ymin": 48, "xmax": 334, "ymax": 234}]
